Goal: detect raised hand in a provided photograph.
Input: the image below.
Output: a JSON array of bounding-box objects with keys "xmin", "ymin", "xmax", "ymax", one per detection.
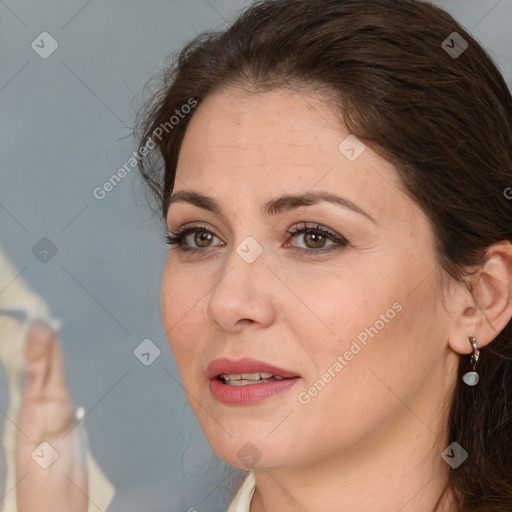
[{"xmin": 15, "ymin": 322, "xmax": 88, "ymax": 512}]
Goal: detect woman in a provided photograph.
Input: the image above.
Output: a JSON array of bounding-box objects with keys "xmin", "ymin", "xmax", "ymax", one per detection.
[{"xmin": 136, "ymin": 0, "xmax": 512, "ymax": 510}]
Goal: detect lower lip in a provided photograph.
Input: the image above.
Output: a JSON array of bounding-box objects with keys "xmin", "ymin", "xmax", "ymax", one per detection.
[{"xmin": 209, "ymin": 377, "xmax": 300, "ymax": 405}]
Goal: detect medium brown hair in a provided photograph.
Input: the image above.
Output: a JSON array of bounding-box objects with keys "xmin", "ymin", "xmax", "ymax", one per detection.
[{"xmin": 136, "ymin": 0, "xmax": 512, "ymax": 509}]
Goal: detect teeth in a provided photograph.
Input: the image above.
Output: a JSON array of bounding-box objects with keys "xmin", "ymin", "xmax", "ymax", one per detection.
[
  {"xmin": 223, "ymin": 373, "xmax": 242, "ymax": 381},
  {"xmin": 219, "ymin": 372, "xmax": 287, "ymax": 385},
  {"xmin": 220, "ymin": 372, "xmax": 273, "ymax": 381}
]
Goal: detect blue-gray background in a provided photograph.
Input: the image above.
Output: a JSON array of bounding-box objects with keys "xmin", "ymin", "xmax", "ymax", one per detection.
[{"xmin": 0, "ymin": 1, "xmax": 510, "ymax": 511}]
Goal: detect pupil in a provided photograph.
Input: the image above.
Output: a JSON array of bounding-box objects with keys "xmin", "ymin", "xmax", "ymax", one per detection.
[
  {"xmin": 195, "ymin": 232, "xmax": 212, "ymax": 247},
  {"xmin": 306, "ymin": 233, "xmax": 324, "ymax": 248}
]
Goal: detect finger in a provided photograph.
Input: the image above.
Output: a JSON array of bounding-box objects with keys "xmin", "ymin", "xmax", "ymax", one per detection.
[
  {"xmin": 44, "ymin": 332, "xmax": 72, "ymax": 398},
  {"xmin": 23, "ymin": 321, "xmax": 54, "ymax": 395}
]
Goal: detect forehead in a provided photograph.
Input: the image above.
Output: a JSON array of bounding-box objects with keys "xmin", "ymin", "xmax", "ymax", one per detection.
[
  {"xmin": 180, "ymin": 87, "xmax": 342, "ymax": 161},
  {"xmin": 174, "ymin": 87, "xmax": 407, "ymax": 223}
]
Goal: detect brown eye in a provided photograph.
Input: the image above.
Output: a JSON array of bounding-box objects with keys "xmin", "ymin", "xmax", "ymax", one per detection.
[
  {"xmin": 165, "ymin": 225, "xmax": 224, "ymax": 251},
  {"xmin": 165, "ymin": 222, "xmax": 348, "ymax": 256},
  {"xmin": 302, "ymin": 232, "xmax": 328, "ymax": 249},
  {"xmin": 285, "ymin": 223, "xmax": 348, "ymax": 255},
  {"xmin": 192, "ymin": 231, "xmax": 214, "ymax": 248}
]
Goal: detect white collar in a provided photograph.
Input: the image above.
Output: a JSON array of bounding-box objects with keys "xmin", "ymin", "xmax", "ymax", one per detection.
[{"xmin": 226, "ymin": 471, "xmax": 256, "ymax": 512}]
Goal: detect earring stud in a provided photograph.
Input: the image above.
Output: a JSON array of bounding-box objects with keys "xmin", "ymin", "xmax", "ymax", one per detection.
[{"xmin": 462, "ymin": 335, "xmax": 480, "ymax": 386}]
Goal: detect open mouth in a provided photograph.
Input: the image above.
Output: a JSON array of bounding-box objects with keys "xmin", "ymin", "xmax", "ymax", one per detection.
[
  {"xmin": 207, "ymin": 357, "xmax": 301, "ymax": 404},
  {"xmin": 218, "ymin": 372, "xmax": 288, "ymax": 386}
]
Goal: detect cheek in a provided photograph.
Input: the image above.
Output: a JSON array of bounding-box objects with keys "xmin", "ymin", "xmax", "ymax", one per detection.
[
  {"xmin": 304, "ymin": 274, "xmax": 441, "ymax": 413},
  {"xmin": 281, "ymin": 264, "xmax": 398, "ymax": 356},
  {"xmin": 160, "ymin": 262, "xmax": 206, "ymax": 368},
  {"xmin": 289, "ymin": 254, "xmax": 439, "ymax": 397}
]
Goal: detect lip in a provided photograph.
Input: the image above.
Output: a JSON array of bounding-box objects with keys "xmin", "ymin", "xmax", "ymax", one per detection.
[{"xmin": 207, "ymin": 357, "xmax": 301, "ymax": 405}]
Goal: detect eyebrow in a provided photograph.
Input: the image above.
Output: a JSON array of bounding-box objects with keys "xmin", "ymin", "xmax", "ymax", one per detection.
[{"xmin": 167, "ymin": 190, "xmax": 378, "ymax": 224}]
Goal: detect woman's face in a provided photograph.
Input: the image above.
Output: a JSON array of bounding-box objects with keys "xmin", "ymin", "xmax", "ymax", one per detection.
[{"xmin": 161, "ymin": 87, "xmax": 457, "ymax": 470}]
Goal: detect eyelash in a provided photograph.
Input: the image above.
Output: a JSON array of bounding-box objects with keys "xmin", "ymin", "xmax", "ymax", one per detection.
[{"xmin": 164, "ymin": 222, "xmax": 349, "ymax": 257}]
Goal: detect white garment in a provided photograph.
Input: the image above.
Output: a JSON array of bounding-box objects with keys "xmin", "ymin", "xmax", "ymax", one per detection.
[{"xmin": 226, "ymin": 471, "xmax": 256, "ymax": 512}]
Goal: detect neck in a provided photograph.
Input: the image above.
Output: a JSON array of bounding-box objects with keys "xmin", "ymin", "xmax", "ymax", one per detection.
[{"xmin": 249, "ymin": 411, "xmax": 456, "ymax": 512}]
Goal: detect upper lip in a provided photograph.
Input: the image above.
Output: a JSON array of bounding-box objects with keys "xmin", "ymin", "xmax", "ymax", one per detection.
[{"xmin": 206, "ymin": 357, "xmax": 301, "ymax": 380}]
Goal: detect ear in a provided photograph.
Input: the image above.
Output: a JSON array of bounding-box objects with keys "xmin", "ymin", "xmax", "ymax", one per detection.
[{"xmin": 447, "ymin": 241, "xmax": 512, "ymax": 355}]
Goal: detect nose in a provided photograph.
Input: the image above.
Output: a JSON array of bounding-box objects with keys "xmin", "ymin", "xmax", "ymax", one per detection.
[{"xmin": 205, "ymin": 242, "xmax": 276, "ymax": 334}]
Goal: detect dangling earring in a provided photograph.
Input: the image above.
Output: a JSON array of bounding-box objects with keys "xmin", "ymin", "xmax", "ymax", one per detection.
[{"xmin": 462, "ymin": 335, "xmax": 480, "ymax": 386}]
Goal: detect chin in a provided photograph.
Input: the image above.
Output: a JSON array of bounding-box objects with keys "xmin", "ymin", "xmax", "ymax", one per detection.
[{"xmin": 201, "ymin": 423, "xmax": 302, "ymax": 470}]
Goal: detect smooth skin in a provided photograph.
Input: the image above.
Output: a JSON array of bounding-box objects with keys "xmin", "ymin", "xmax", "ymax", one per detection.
[{"xmin": 161, "ymin": 86, "xmax": 512, "ymax": 511}]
